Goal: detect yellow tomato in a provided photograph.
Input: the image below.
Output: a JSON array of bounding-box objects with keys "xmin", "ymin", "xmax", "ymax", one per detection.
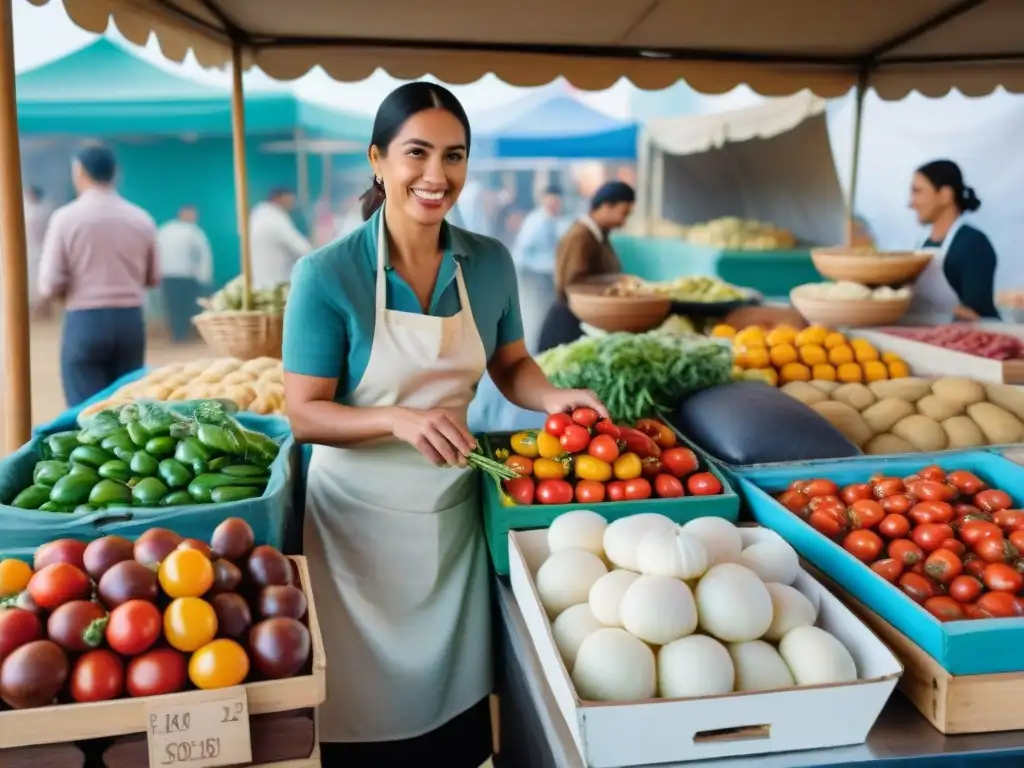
[
  {"xmin": 710, "ymin": 324, "xmax": 736, "ymax": 339},
  {"xmin": 799, "ymin": 344, "xmax": 827, "ymax": 367},
  {"xmin": 837, "ymin": 362, "xmax": 864, "ymax": 383},
  {"xmin": 754, "ymin": 367, "xmax": 779, "ymax": 386},
  {"xmin": 536, "ymin": 430, "xmax": 564, "ymax": 459},
  {"xmin": 189, "ymin": 639, "xmax": 250, "ymax": 690},
  {"xmin": 510, "ymin": 431, "xmax": 539, "ymax": 458},
  {"xmin": 0, "ymin": 558, "xmax": 32, "ymax": 597},
  {"xmin": 854, "ymin": 344, "xmax": 880, "ymax": 363},
  {"xmin": 881, "ymin": 351, "xmax": 902, "ymax": 364},
  {"xmin": 823, "ymin": 331, "xmax": 847, "ymax": 350},
  {"xmin": 779, "ymin": 363, "xmax": 811, "ymax": 384},
  {"xmin": 575, "ymin": 455, "xmax": 613, "ymax": 483},
  {"xmin": 795, "ymin": 325, "xmax": 828, "ymax": 347},
  {"xmin": 734, "ymin": 326, "xmax": 765, "ymax": 346},
  {"xmin": 744, "ymin": 346, "xmax": 770, "ymax": 369},
  {"xmin": 533, "ymin": 457, "xmax": 568, "ymax": 480},
  {"xmin": 164, "ymin": 597, "xmax": 218, "ymax": 652},
  {"xmin": 887, "ymin": 359, "xmax": 911, "ymax": 379},
  {"xmin": 613, "ymin": 453, "xmax": 643, "ymax": 480},
  {"xmin": 863, "ymin": 360, "xmax": 889, "ymax": 382},
  {"xmin": 828, "ymin": 345, "xmax": 854, "ymax": 366},
  {"xmin": 769, "ymin": 343, "xmax": 797, "ymax": 367},
  {"xmin": 812, "ymin": 364, "xmax": 837, "ymax": 381},
  {"xmin": 159, "ymin": 549, "xmax": 214, "ymax": 599},
  {"xmin": 765, "ymin": 325, "xmax": 798, "ymax": 348}
]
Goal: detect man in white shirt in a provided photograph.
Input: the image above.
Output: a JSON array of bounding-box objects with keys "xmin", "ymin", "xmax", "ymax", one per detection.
[
  {"xmin": 250, "ymin": 188, "xmax": 312, "ymax": 290},
  {"xmin": 24, "ymin": 185, "xmax": 53, "ymax": 317},
  {"xmin": 511, "ymin": 185, "xmax": 568, "ymax": 353},
  {"xmin": 156, "ymin": 205, "xmax": 213, "ymax": 343}
]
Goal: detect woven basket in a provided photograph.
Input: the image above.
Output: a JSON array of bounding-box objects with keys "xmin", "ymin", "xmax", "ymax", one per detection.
[
  {"xmin": 811, "ymin": 248, "xmax": 932, "ymax": 286},
  {"xmin": 192, "ymin": 311, "xmax": 283, "ymax": 360}
]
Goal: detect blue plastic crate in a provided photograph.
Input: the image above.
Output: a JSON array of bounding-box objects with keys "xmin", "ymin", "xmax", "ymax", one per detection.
[{"xmin": 738, "ymin": 449, "xmax": 1024, "ymax": 675}]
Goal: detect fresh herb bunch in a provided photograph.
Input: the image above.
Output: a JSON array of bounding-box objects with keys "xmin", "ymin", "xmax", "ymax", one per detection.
[
  {"xmin": 536, "ymin": 331, "xmax": 733, "ymax": 423},
  {"xmin": 466, "ymin": 450, "xmax": 520, "ymax": 483}
]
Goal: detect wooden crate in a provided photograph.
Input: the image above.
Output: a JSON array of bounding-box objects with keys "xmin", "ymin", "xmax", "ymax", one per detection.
[{"xmin": 0, "ymin": 557, "xmax": 326, "ymax": 749}]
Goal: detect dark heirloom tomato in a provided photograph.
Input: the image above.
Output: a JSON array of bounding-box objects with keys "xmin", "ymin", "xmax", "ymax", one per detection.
[
  {"xmin": 899, "ymin": 572, "xmax": 936, "ymax": 603},
  {"xmin": 975, "ymin": 489, "xmax": 1013, "ymax": 514},
  {"xmin": 870, "ymin": 558, "xmax": 904, "ymax": 583},
  {"xmin": 889, "ymin": 539, "xmax": 924, "ymax": 566},
  {"xmin": 911, "ymin": 523, "xmax": 955, "ymax": 553},
  {"xmin": 923, "ymin": 596, "xmax": 965, "ymax": 622},
  {"xmin": 878, "ymin": 514, "xmax": 910, "ymax": 539},
  {"xmin": 909, "ymin": 501, "xmax": 954, "ymax": 525},
  {"xmin": 843, "ymin": 530, "xmax": 883, "ymax": 563},
  {"xmin": 923, "ymin": 549, "xmax": 963, "ymax": 584},
  {"xmin": 848, "ymin": 499, "xmax": 885, "ymax": 530},
  {"xmin": 840, "ymin": 483, "xmax": 873, "ymax": 505}
]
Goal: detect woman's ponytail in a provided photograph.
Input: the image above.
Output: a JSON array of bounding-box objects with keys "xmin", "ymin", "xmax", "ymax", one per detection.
[
  {"xmin": 961, "ymin": 185, "xmax": 982, "ymax": 213},
  {"xmin": 359, "ymin": 176, "xmax": 386, "ymax": 221}
]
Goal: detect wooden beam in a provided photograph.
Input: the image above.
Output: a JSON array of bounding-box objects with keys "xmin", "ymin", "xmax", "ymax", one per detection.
[{"xmin": 230, "ymin": 41, "xmax": 253, "ymax": 310}]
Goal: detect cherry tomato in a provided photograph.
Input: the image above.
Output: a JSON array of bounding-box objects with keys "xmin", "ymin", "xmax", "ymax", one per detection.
[
  {"xmin": 503, "ymin": 477, "xmax": 535, "ymax": 505},
  {"xmin": 777, "ymin": 489, "xmax": 810, "ymax": 518},
  {"xmin": 509, "ymin": 430, "xmax": 539, "ymax": 458},
  {"xmin": 843, "ymin": 529, "xmax": 883, "ymax": 563},
  {"xmin": 559, "ymin": 424, "xmax": 591, "ymax": 454},
  {"xmin": 878, "ymin": 513, "xmax": 911, "ymax": 539},
  {"xmin": 536, "ymin": 430, "xmax": 565, "ymax": 459},
  {"xmin": 802, "ymin": 479, "xmax": 839, "ymax": 499},
  {"xmin": 919, "ymin": 465, "xmax": 948, "ymax": 482},
  {"xmin": 189, "ymin": 639, "xmax": 250, "ymax": 691},
  {"xmin": 0, "ymin": 558, "xmax": 32, "ymax": 598},
  {"xmin": 1010, "ymin": 530, "xmax": 1024, "ymax": 552},
  {"xmin": 924, "ymin": 596, "xmax": 965, "ymax": 622},
  {"xmin": 27, "ymin": 563, "xmax": 91, "ymax": 611},
  {"xmin": 544, "ymin": 413, "xmax": 573, "ymax": 438},
  {"xmin": 660, "ymin": 447, "xmax": 699, "ymax": 478},
  {"xmin": 70, "ymin": 649, "xmax": 124, "ymax": 703},
  {"xmin": 606, "ymin": 480, "xmax": 626, "ymax": 502},
  {"xmin": 960, "ymin": 520, "xmax": 1003, "ymax": 546},
  {"xmin": 975, "ymin": 591, "xmax": 1018, "ymax": 618},
  {"xmin": 881, "ymin": 494, "xmax": 913, "ymax": 515},
  {"xmin": 654, "ymin": 474, "xmax": 685, "ymax": 499},
  {"xmin": 575, "ymin": 480, "xmax": 606, "ymax": 504},
  {"xmin": 588, "ymin": 434, "xmax": 620, "ymax": 463},
  {"xmin": 889, "ymin": 539, "xmax": 924, "ymax": 566},
  {"xmin": 947, "ymin": 470, "xmax": 985, "ymax": 496},
  {"xmin": 909, "ymin": 501, "xmax": 954, "ymax": 526},
  {"xmin": 914, "ymin": 481, "xmax": 957, "ymax": 503},
  {"xmin": 808, "ymin": 505, "xmax": 848, "ymax": 538},
  {"xmin": 872, "ymin": 477, "xmax": 905, "ymax": 499},
  {"xmin": 0, "ymin": 608, "xmax": 43, "ymax": 664},
  {"xmin": 575, "ymin": 455, "xmax": 613, "ymax": 482},
  {"xmin": 899, "ymin": 572, "xmax": 936, "ymax": 603},
  {"xmin": 505, "ymin": 455, "xmax": 533, "ymax": 476},
  {"xmin": 686, "ymin": 472, "xmax": 722, "ymax": 496},
  {"xmin": 617, "ymin": 427, "xmax": 661, "ymax": 459},
  {"xmin": 536, "ymin": 479, "xmax": 574, "ymax": 505},
  {"xmin": 126, "ymin": 648, "xmax": 188, "ymax": 698},
  {"xmin": 976, "ymin": 489, "xmax": 1013, "ymax": 514},
  {"xmin": 848, "ymin": 499, "xmax": 885, "ymax": 530},
  {"xmin": 923, "ymin": 548, "xmax": 963, "ymax": 584},
  {"xmin": 911, "ymin": 523, "xmax": 955, "ymax": 553},
  {"xmin": 623, "ymin": 478, "xmax": 652, "ymax": 501},
  {"xmin": 594, "ymin": 420, "xmax": 620, "ymax": 439},
  {"xmin": 612, "ymin": 453, "xmax": 642, "ymax": 481},
  {"xmin": 106, "ymin": 599, "xmax": 162, "ymax": 656},
  {"xmin": 949, "ymin": 574, "xmax": 983, "ymax": 603},
  {"xmin": 159, "ymin": 548, "xmax": 215, "ymax": 599},
  {"xmin": 634, "ymin": 419, "xmax": 677, "ymax": 449},
  {"xmin": 982, "ymin": 562, "xmax": 1024, "ymax": 593},
  {"xmin": 974, "ymin": 536, "xmax": 1019, "ymax": 565},
  {"xmin": 164, "ymin": 597, "xmax": 218, "ymax": 652},
  {"xmin": 571, "ymin": 407, "xmax": 600, "ymax": 429},
  {"xmin": 992, "ymin": 509, "xmax": 1024, "ymax": 533},
  {"xmin": 641, "ymin": 457, "xmax": 663, "ymax": 479},
  {"xmin": 870, "ymin": 558, "xmax": 904, "ymax": 583},
  {"xmin": 534, "ymin": 457, "xmax": 568, "ymax": 480},
  {"xmin": 941, "ymin": 539, "xmax": 966, "ymax": 558},
  {"xmin": 841, "ymin": 483, "xmax": 873, "ymax": 505}
]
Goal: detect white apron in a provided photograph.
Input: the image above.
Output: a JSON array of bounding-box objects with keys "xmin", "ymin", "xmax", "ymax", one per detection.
[
  {"xmin": 905, "ymin": 217, "xmax": 964, "ymax": 325},
  {"xmin": 303, "ymin": 208, "xmax": 492, "ymax": 743}
]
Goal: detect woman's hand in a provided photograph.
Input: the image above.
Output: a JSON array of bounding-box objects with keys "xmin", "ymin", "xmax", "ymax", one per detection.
[
  {"xmin": 540, "ymin": 388, "xmax": 609, "ymax": 419},
  {"xmin": 390, "ymin": 407, "xmax": 477, "ymax": 467}
]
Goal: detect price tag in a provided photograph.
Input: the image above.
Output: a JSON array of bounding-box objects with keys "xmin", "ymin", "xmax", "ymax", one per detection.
[{"xmin": 144, "ymin": 687, "xmax": 252, "ymax": 768}]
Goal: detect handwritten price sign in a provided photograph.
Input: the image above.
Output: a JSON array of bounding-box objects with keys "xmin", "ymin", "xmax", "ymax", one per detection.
[{"xmin": 144, "ymin": 688, "xmax": 252, "ymax": 768}]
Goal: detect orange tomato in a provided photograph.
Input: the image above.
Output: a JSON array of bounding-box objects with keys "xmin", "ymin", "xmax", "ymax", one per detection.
[
  {"xmin": 634, "ymin": 419, "xmax": 677, "ymax": 449},
  {"xmin": 158, "ymin": 549, "xmax": 214, "ymax": 599},
  {"xmin": 188, "ymin": 639, "xmax": 250, "ymax": 690},
  {"xmin": 533, "ymin": 457, "xmax": 568, "ymax": 480},
  {"xmin": 536, "ymin": 431, "xmax": 564, "ymax": 459},
  {"xmin": 612, "ymin": 453, "xmax": 642, "ymax": 481},
  {"xmin": 164, "ymin": 597, "xmax": 218, "ymax": 652},
  {"xmin": 0, "ymin": 558, "xmax": 32, "ymax": 598},
  {"xmin": 574, "ymin": 456, "xmax": 613, "ymax": 483}
]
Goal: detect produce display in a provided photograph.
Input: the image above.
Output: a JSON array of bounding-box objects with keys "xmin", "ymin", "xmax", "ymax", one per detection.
[
  {"xmin": 496, "ymin": 415, "xmax": 724, "ymax": 506},
  {"xmin": 775, "ymin": 465, "xmax": 1024, "ymax": 622},
  {"xmin": 200, "ymin": 277, "xmax": 289, "ymax": 314},
  {"xmin": 83, "ymin": 357, "xmax": 285, "ymax": 416},
  {"xmin": 883, "ymin": 326, "xmax": 1024, "ymax": 361},
  {"xmin": 8, "ymin": 401, "xmax": 280, "ymax": 512},
  {"xmin": 536, "ymin": 332, "xmax": 733, "ymax": 423},
  {"xmin": 792, "ymin": 282, "xmax": 912, "ymax": 302},
  {"xmin": 720, "ymin": 323, "xmax": 912, "ymax": 387},
  {"xmin": 781, "ymin": 376, "xmax": 1024, "ymax": 454},
  {"xmin": 0, "ymin": 518, "xmax": 312, "ymax": 709},
  {"xmin": 606, "ymin": 275, "xmax": 746, "ymax": 304},
  {"xmin": 537, "ymin": 511, "xmax": 858, "ymax": 702},
  {"xmin": 685, "ymin": 217, "xmax": 797, "ymax": 251}
]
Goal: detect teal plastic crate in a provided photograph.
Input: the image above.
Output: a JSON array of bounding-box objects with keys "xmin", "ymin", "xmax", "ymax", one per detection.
[
  {"xmin": 738, "ymin": 449, "xmax": 1024, "ymax": 676},
  {"xmin": 481, "ymin": 430, "xmax": 739, "ymax": 575}
]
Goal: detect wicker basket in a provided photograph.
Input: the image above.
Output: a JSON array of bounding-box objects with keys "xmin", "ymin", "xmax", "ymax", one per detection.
[
  {"xmin": 566, "ymin": 285, "xmax": 671, "ymax": 333},
  {"xmin": 193, "ymin": 311, "xmax": 283, "ymax": 360},
  {"xmin": 789, "ymin": 291, "xmax": 912, "ymax": 328},
  {"xmin": 811, "ymin": 248, "xmax": 932, "ymax": 286}
]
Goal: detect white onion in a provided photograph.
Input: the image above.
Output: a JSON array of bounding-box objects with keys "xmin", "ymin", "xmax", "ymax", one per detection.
[
  {"xmin": 620, "ymin": 575, "xmax": 698, "ymax": 646},
  {"xmin": 763, "ymin": 583, "xmax": 817, "ymax": 642},
  {"xmin": 740, "ymin": 540, "xmax": 800, "ymax": 585},
  {"xmin": 548, "ymin": 510, "xmax": 607, "ymax": 558},
  {"xmin": 681, "ymin": 517, "xmax": 743, "ymax": 566},
  {"xmin": 658, "ymin": 635, "xmax": 734, "ymax": 699},
  {"xmin": 603, "ymin": 514, "xmax": 677, "ymax": 571},
  {"xmin": 535, "ymin": 548, "xmax": 608, "ymax": 618},
  {"xmin": 636, "ymin": 528, "xmax": 709, "ymax": 581},
  {"xmin": 572, "ymin": 628, "xmax": 656, "ymax": 702},
  {"xmin": 552, "ymin": 604, "xmax": 604, "ymax": 670},
  {"xmin": 729, "ymin": 640, "xmax": 796, "ymax": 692},
  {"xmin": 779, "ymin": 626, "xmax": 858, "ymax": 686},
  {"xmin": 695, "ymin": 563, "xmax": 773, "ymax": 642},
  {"xmin": 589, "ymin": 570, "xmax": 640, "ymax": 627}
]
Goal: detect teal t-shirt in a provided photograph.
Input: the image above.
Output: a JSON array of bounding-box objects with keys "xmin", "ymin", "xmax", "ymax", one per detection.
[{"xmin": 282, "ymin": 207, "xmax": 525, "ymax": 401}]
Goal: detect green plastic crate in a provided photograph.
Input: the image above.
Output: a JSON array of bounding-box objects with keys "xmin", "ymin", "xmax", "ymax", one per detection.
[{"xmin": 480, "ymin": 430, "xmax": 740, "ymax": 575}]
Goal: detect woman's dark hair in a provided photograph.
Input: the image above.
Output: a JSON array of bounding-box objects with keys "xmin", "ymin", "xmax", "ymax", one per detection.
[
  {"xmin": 916, "ymin": 159, "xmax": 981, "ymax": 213},
  {"xmin": 360, "ymin": 82, "xmax": 472, "ymax": 221}
]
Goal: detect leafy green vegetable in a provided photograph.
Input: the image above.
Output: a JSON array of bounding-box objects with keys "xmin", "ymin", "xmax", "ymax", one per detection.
[{"xmin": 536, "ymin": 331, "xmax": 733, "ymax": 423}]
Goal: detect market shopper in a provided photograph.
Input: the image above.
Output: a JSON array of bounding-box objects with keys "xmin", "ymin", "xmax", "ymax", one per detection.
[
  {"xmin": 38, "ymin": 145, "xmax": 159, "ymax": 407},
  {"xmin": 282, "ymin": 82, "xmax": 605, "ymax": 767},
  {"xmin": 512, "ymin": 184, "xmax": 566, "ymax": 352},
  {"xmin": 908, "ymin": 159, "xmax": 999, "ymax": 322},
  {"xmin": 156, "ymin": 204, "xmax": 213, "ymax": 343},
  {"xmin": 249, "ymin": 187, "xmax": 312, "ymax": 290}
]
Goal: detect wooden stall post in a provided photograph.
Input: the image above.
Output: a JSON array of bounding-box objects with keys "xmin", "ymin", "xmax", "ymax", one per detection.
[
  {"xmin": 845, "ymin": 74, "xmax": 868, "ymax": 246},
  {"xmin": 0, "ymin": 0, "xmax": 32, "ymax": 453},
  {"xmin": 230, "ymin": 41, "xmax": 253, "ymax": 311}
]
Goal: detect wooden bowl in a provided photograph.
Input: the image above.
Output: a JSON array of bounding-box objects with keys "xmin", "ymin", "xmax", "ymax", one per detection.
[
  {"xmin": 789, "ymin": 290, "xmax": 912, "ymax": 328},
  {"xmin": 811, "ymin": 248, "xmax": 932, "ymax": 286},
  {"xmin": 566, "ymin": 284, "xmax": 671, "ymax": 333}
]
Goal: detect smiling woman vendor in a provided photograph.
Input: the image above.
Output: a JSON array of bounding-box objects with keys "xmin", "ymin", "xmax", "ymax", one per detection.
[
  {"xmin": 282, "ymin": 82, "xmax": 605, "ymax": 767},
  {"xmin": 908, "ymin": 159, "xmax": 999, "ymax": 323}
]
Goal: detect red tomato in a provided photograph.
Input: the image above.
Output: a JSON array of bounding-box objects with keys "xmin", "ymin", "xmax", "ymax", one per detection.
[
  {"xmin": 975, "ymin": 591, "xmax": 1018, "ymax": 618},
  {"xmin": 982, "ymin": 562, "xmax": 1024, "ymax": 593},
  {"xmin": 947, "ymin": 470, "xmax": 986, "ymax": 496},
  {"xmin": 777, "ymin": 489, "xmax": 810, "ymax": 518},
  {"xmin": 924, "ymin": 596, "xmax": 965, "ymax": 622},
  {"xmin": 960, "ymin": 520, "xmax": 1003, "ymax": 547},
  {"xmin": 623, "ymin": 478, "xmax": 652, "ymax": 501},
  {"xmin": 660, "ymin": 447, "xmax": 699, "ymax": 478},
  {"xmin": 1010, "ymin": 530, "xmax": 1024, "ymax": 551},
  {"xmin": 908, "ymin": 501, "xmax": 954, "ymax": 526},
  {"xmin": 686, "ymin": 472, "xmax": 722, "ymax": 496},
  {"xmin": 559, "ymin": 424, "xmax": 591, "ymax": 454},
  {"xmin": 789, "ymin": 479, "xmax": 811, "ymax": 493},
  {"xmin": 617, "ymin": 427, "xmax": 661, "ymax": 459},
  {"xmin": 911, "ymin": 523, "xmax": 955, "ymax": 553},
  {"xmin": 70, "ymin": 649, "xmax": 124, "ymax": 703},
  {"xmin": 544, "ymin": 413, "xmax": 573, "ymax": 437},
  {"xmin": 575, "ymin": 480, "xmax": 606, "ymax": 504},
  {"xmin": 641, "ymin": 457, "xmax": 664, "ymax": 479},
  {"xmin": 923, "ymin": 549, "xmax": 963, "ymax": 584},
  {"xmin": 948, "ymin": 574, "xmax": 983, "ymax": 603},
  {"xmin": 840, "ymin": 483, "xmax": 873, "ymax": 505},
  {"xmin": 941, "ymin": 539, "xmax": 966, "ymax": 558},
  {"xmin": 594, "ymin": 420, "xmax": 620, "ymax": 439},
  {"xmin": 953, "ymin": 502, "xmax": 984, "ymax": 519},
  {"xmin": 808, "ymin": 495, "xmax": 844, "ymax": 514},
  {"xmin": 808, "ymin": 505, "xmax": 847, "ymax": 538},
  {"xmin": 536, "ymin": 479, "xmax": 573, "ymax": 505},
  {"xmin": 125, "ymin": 648, "xmax": 188, "ymax": 698},
  {"xmin": 571, "ymin": 407, "xmax": 600, "ymax": 429},
  {"xmin": 588, "ymin": 434, "xmax": 620, "ymax": 463},
  {"xmin": 0, "ymin": 609, "xmax": 43, "ymax": 664},
  {"xmin": 992, "ymin": 509, "xmax": 1024, "ymax": 533},
  {"xmin": 634, "ymin": 419, "xmax": 677, "ymax": 449},
  {"xmin": 914, "ymin": 481, "xmax": 958, "ymax": 503},
  {"xmin": 881, "ymin": 494, "xmax": 913, "ymax": 515},
  {"xmin": 962, "ymin": 554, "xmax": 987, "ymax": 579},
  {"xmin": 505, "ymin": 455, "xmax": 533, "ymax": 476},
  {"xmin": 872, "ymin": 477, "xmax": 905, "ymax": 499},
  {"xmin": 889, "ymin": 539, "xmax": 925, "ymax": 566},
  {"xmin": 899, "ymin": 572, "xmax": 936, "ymax": 603},
  {"xmin": 919, "ymin": 465, "xmax": 948, "ymax": 482},
  {"xmin": 843, "ymin": 530, "xmax": 883, "ymax": 563},
  {"xmin": 848, "ymin": 499, "xmax": 885, "ymax": 530},
  {"xmin": 975, "ymin": 489, "xmax": 1013, "ymax": 513},
  {"xmin": 870, "ymin": 558, "xmax": 904, "ymax": 583},
  {"xmin": 974, "ymin": 536, "xmax": 1019, "ymax": 564},
  {"xmin": 606, "ymin": 481, "xmax": 626, "ymax": 502},
  {"xmin": 654, "ymin": 474, "xmax": 685, "ymax": 499},
  {"xmin": 27, "ymin": 563, "xmax": 91, "ymax": 611},
  {"xmin": 503, "ymin": 477, "xmax": 535, "ymax": 506},
  {"xmin": 878, "ymin": 513, "xmax": 911, "ymax": 539},
  {"xmin": 802, "ymin": 479, "xmax": 839, "ymax": 499},
  {"xmin": 106, "ymin": 600, "xmax": 162, "ymax": 656}
]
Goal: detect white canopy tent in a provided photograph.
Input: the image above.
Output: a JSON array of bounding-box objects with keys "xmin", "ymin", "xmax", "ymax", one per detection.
[{"xmin": 637, "ymin": 91, "xmax": 848, "ymax": 246}]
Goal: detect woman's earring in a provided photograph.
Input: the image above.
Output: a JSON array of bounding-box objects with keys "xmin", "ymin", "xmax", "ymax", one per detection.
[{"xmin": 375, "ymin": 176, "xmax": 382, "ymax": 185}]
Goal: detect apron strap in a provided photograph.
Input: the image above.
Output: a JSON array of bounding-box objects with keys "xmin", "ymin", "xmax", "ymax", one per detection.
[
  {"xmin": 375, "ymin": 205, "xmax": 388, "ymax": 314},
  {"xmin": 454, "ymin": 260, "xmax": 477, "ymax": 327}
]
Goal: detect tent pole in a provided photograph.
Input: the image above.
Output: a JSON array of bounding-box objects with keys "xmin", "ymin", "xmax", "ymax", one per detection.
[
  {"xmin": 230, "ymin": 41, "xmax": 253, "ymax": 310},
  {"xmin": 0, "ymin": 0, "xmax": 32, "ymax": 453},
  {"xmin": 295, "ymin": 128, "xmax": 309, "ymax": 210},
  {"xmin": 846, "ymin": 74, "xmax": 868, "ymax": 245}
]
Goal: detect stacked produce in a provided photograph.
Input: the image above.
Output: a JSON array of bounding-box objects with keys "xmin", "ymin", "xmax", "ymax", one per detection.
[
  {"xmin": 883, "ymin": 325, "xmax": 1024, "ymax": 361},
  {"xmin": 685, "ymin": 217, "xmax": 797, "ymax": 251},
  {"xmin": 536, "ymin": 511, "xmax": 858, "ymax": 702},
  {"xmin": 606, "ymin": 275, "xmax": 746, "ymax": 304},
  {"xmin": 719, "ymin": 323, "xmax": 911, "ymax": 387},
  {"xmin": 776, "ymin": 465, "xmax": 1024, "ymax": 621},
  {"xmin": 9, "ymin": 401, "xmax": 279, "ymax": 512},
  {"xmin": 536, "ymin": 332, "xmax": 733, "ymax": 423},
  {"xmin": 497, "ymin": 414, "xmax": 723, "ymax": 506},
  {"xmin": 0, "ymin": 518, "xmax": 312, "ymax": 708},
  {"xmin": 792, "ymin": 282, "xmax": 911, "ymax": 302},
  {"xmin": 84, "ymin": 357, "xmax": 284, "ymax": 416},
  {"xmin": 781, "ymin": 377, "xmax": 1024, "ymax": 454},
  {"xmin": 200, "ymin": 277, "xmax": 289, "ymax": 315}
]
